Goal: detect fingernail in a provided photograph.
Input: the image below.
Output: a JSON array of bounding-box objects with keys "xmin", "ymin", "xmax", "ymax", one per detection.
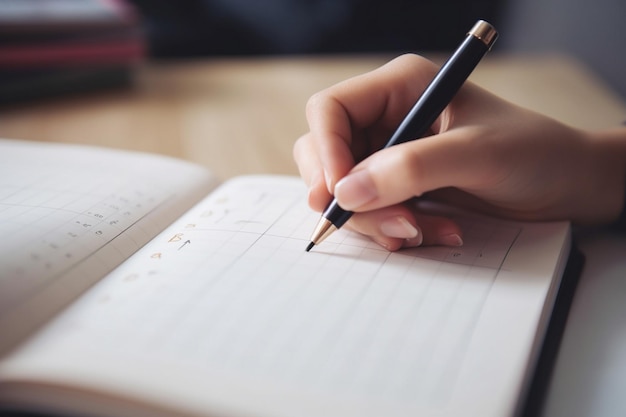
[
  {"xmin": 404, "ymin": 234, "xmax": 424, "ymax": 247},
  {"xmin": 334, "ymin": 170, "xmax": 377, "ymax": 210},
  {"xmin": 438, "ymin": 233, "xmax": 464, "ymax": 247},
  {"xmin": 380, "ymin": 216, "xmax": 419, "ymax": 239}
]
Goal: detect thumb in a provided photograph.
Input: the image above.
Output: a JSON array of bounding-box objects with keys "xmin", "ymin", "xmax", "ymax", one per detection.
[{"xmin": 333, "ymin": 129, "xmax": 499, "ymax": 212}]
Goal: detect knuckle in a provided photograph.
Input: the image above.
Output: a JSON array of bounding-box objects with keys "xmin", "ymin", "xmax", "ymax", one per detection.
[{"xmin": 394, "ymin": 53, "xmax": 438, "ymax": 75}]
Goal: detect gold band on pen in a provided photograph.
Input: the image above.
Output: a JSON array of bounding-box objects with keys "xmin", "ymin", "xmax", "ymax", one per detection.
[{"xmin": 468, "ymin": 20, "xmax": 498, "ymax": 49}]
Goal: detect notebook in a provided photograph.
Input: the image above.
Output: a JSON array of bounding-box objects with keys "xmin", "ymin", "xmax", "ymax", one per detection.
[{"xmin": 0, "ymin": 138, "xmax": 578, "ymax": 417}]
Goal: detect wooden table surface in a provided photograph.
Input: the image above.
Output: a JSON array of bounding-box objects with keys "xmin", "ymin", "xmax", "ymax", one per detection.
[{"xmin": 1, "ymin": 54, "xmax": 624, "ymax": 181}]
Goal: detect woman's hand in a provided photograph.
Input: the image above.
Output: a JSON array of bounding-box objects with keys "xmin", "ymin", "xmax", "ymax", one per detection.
[{"xmin": 293, "ymin": 54, "xmax": 626, "ymax": 250}]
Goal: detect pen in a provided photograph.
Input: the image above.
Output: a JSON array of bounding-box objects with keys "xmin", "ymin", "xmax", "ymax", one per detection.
[{"xmin": 306, "ymin": 19, "xmax": 498, "ymax": 252}]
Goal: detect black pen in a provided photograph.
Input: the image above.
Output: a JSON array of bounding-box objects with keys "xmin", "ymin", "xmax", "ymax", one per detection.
[{"xmin": 306, "ymin": 20, "xmax": 498, "ymax": 252}]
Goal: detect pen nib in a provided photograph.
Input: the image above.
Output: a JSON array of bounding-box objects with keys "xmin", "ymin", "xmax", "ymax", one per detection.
[{"xmin": 305, "ymin": 242, "xmax": 315, "ymax": 252}]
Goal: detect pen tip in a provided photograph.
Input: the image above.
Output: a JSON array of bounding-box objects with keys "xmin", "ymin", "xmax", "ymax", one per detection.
[{"xmin": 305, "ymin": 242, "xmax": 314, "ymax": 252}]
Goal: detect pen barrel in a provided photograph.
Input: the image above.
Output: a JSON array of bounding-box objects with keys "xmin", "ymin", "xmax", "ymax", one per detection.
[
  {"xmin": 384, "ymin": 34, "xmax": 492, "ymax": 148},
  {"xmin": 317, "ymin": 21, "xmax": 496, "ymax": 235}
]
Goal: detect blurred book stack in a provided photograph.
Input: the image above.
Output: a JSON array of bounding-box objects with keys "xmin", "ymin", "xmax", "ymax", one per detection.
[{"xmin": 0, "ymin": 0, "xmax": 145, "ymax": 104}]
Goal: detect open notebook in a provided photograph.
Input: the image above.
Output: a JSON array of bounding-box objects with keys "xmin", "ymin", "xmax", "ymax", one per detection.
[{"xmin": 0, "ymin": 139, "xmax": 576, "ymax": 417}]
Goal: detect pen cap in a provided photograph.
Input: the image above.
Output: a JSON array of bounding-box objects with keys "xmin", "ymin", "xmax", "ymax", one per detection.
[{"xmin": 468, "ymin": 20, "xmax": 498, "ymax": 50}]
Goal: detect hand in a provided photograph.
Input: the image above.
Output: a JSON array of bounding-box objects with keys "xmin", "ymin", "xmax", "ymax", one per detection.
[{"xmin": 294, "ymin": 54, "xmax": 626, "ymax": 250}]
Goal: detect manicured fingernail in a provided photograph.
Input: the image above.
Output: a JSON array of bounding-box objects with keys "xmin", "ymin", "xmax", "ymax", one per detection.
[
  {"xmin": 334, "ymin": 170, "xmax": 377, "ymax": 210},
  {"xmin": 438, "ymin": 233, "xmax": 464, "ymax": 247},
  {"xmin": 380, "ymin": 216, "xmax": 419, "ymax": 239}
]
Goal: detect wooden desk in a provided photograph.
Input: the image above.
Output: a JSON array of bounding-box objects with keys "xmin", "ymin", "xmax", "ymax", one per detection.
[
  {"xmin": 1, "ymin": 54, "xmax": 625, "ymax": 180},
  {"xmin": 1, "ymin": 54, "xmax": 626, "ymax": 417}
]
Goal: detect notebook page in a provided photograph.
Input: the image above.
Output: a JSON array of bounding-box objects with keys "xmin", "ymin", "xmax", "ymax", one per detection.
[
  {"xmin": 0, "ymin": 139, "xmax": 217, "ymax": 354},
  {"xmin": 0, "ymin": 176, "xmax": 570, "ymax": 417}
]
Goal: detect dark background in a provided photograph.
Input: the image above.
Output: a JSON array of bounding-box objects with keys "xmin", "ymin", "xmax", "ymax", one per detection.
[
  {"xmin": 127, "ymin": 0, "xmax": 504, "ymax": 56},
  {"xmin": 126, "ymin": 0, "xmax": 626, "ymax": 100}
]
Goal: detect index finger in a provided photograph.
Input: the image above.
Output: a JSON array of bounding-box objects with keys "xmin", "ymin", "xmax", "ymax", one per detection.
[{"xmin": 305, "ymin": 54, "xmax": 440, "ymax": 192}]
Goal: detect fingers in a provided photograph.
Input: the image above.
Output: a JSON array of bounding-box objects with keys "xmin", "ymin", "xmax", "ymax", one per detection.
[
  {"xmin": 294, "ymin": 54, "xmax": 488, "ymax": 250},
  {"xmin": 293, "ymin": 133, "xmax": 330, "ymax": 212},
  {"xmin": 303, "ymin": 54, "xmax": 441, "ymax": 190},
  {"xmin": 333, "ymin": 127, "xmax": 503, "ymax": 212},
  {"xmin": 296, "ymin": 128, "xmax": 468, "ymax": 250},
  {"xmin": 345, "ymin": 203, "xmax": 464, "ymax": 251},
  {"xmin": 304, "ymin": 93, "xmax": 356, "ymax": 193}
]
